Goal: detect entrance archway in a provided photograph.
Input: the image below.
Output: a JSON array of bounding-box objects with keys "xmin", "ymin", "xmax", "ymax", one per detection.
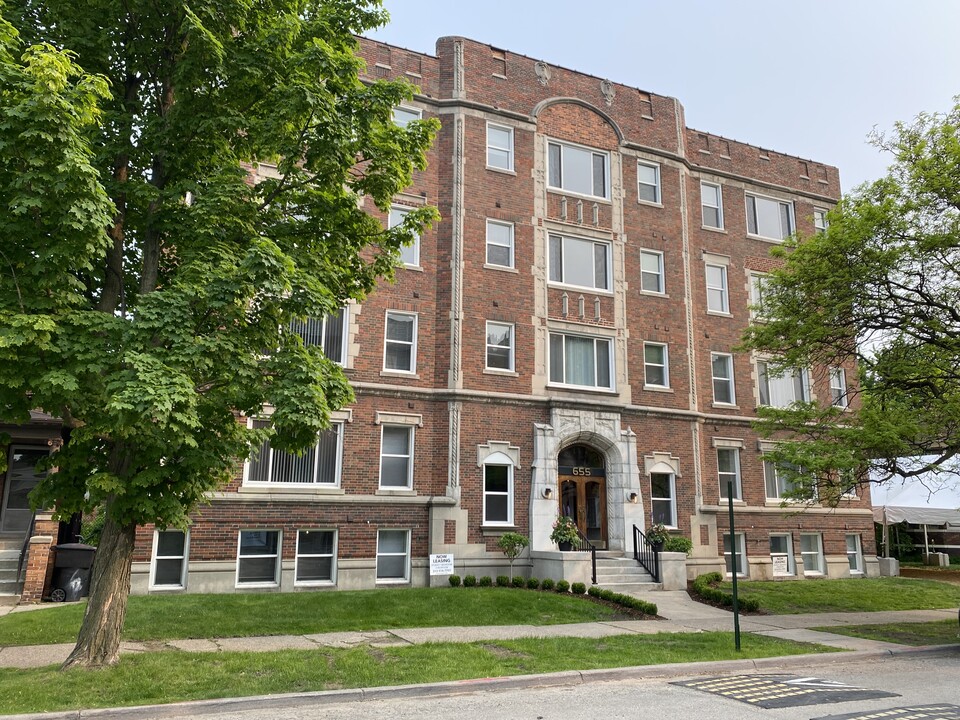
[{"xmin": 557, "ymin": 444, "xmax": 607, "ymax": 548}]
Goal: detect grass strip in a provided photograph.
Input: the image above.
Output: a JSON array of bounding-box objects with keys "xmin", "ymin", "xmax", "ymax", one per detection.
[
  {"xmin": 0, "ymin": 632, "xmax": 835, "ymax": 715},
  {"xmin": 718, "ymin": 577, "xmax": 960, "ymax": 614},
  {"xmin": 813, "ymin": 620, "xmax": 960, "ymax": 646},
  {"xmin": 0, "ymin": 588, "xmax": 631, "ymax": 647}
]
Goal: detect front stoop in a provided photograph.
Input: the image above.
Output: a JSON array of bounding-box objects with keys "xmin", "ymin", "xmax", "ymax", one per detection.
[{"xmin": 593, "ymin": 552, "xmax": 661, "ymax": 592}]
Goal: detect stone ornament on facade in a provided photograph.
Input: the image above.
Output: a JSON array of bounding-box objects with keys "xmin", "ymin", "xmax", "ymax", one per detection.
[
  {"xmin": 600, "ymin": 79, "xmax": 615, "ymax": 107},
  {"xmin": 535, "ymin": 61, "xmax": 551, "ymax": 86}
]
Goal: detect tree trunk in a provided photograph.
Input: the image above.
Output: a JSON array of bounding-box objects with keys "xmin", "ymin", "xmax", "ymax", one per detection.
[{"xmin": 61, "ymin": 505, "xmax": 136, "ymax": 670}]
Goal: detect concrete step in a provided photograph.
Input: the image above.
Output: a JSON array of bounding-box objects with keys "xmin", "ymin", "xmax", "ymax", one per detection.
[
  {"xmin": 0, "ymin": 580, "xmax": 23, "ymax": 597},
  {"xmin": 596, "ymin": 581, "xmax": 663, "ymax": 592}
]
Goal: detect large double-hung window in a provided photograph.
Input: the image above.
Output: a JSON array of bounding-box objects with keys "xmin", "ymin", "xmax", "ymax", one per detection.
[
  {"xmin": 746, "ymin": 194, "xmax": 794, "ymax": 240},
  {"xmin": 548, "ymin": 233, "xmax": 611, "ymax": 291},
  {"xmin": 549, "ymin": 333, "xmax": 613, "ymax": 390},
  {"xmin": 247, "ymin": 419, "xmax": 342, "ymax": 486},
  {"xmin": 548, "ymin": 140, "xmax": 609, "ymax": 199},
  {"xmin": 757, "ymin": 360, "xmax": 809, "ymax": 407}
]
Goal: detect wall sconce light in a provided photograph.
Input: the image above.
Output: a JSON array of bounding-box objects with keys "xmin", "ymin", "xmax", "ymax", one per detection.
[
  {"xmin": 542, "ymin": 487, "xmax": 554, "ymax": 500},
  {"xmin": 628, "ymin": 492, "xmax": 639, "ymax": 504}
]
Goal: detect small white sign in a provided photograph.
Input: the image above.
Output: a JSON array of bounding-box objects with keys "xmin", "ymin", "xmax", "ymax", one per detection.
[
  {"xmin": 430, "ymin": 553, "xmax": 454, "ymax": 576},
  {"xmin": 772, "ymin": 555, "xmax": 789, "ymax": 575}
]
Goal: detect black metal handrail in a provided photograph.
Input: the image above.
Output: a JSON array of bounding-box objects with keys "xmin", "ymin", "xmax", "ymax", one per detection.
[
  {"xmin": 632, "ymin": 524, "xmax": 661, "ymax": 583},
  {"xmin": 570, "ymin": 526, "xmax": 598, "ymax": 585},
  {"xmin": 16, "ymin": 511, "xmax": 38, "ymax": 585}
]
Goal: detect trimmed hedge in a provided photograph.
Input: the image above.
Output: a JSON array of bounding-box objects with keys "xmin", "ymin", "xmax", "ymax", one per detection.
[
  {"xmin": 540, "ymin": 578, "xmax": 555, "ymax": 591},
  {"xmin": 664, "ymin": 536, "xmax": 693, "ymax": 554},
  {"xmin": 448, "ymin": 574, "xmax": 461, "ymax": 587},
  {"xmin": 571, "ymin": 582, "xmax": 586, "ymax": 595},
  {"xmin": 555, "ymin": 579, "xmax": 570, "ymax": 593},
  {"xmin": 463, "ymin": 574, "xmax": 477, "ymax": 587},
  {"xmin": 496, "ymin": 575, "xmax": 510, "ymax": 587},
  {"xmin": 691, "ymin": 572, "xmax": 760, "ymax": 612},
  {"xmin": 512, "ymin": 575, "xmax": 526, "ymax": 588},
  {"xmin": 526, "ymin": 577, "xmax": 540, "ymax": 589},
  {"xmin": 478, "ymin": 575, "xmax": 492, "ymax": 587},
  {"xmin": 586, "ymin": 584, "xmax": 657, "ymax": 615}
]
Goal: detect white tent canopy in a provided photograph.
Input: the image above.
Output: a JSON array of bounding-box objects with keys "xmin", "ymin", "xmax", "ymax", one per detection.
[{"xmin": 871, "ymin": 457, "xmax": 960, "ymax": 527}]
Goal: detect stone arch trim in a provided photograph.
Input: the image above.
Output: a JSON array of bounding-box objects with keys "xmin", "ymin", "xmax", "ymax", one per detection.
[{"xmin": 531, "ymin": 97, "xmax": 626, "ymax": 144}]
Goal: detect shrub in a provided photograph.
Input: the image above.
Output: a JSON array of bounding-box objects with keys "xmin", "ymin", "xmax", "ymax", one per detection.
[
  {"xmin": 571, "ymin": 582, "xmax": 587, "ymax": 595},
  {"xmin": 599, "ymin": 589, "xmax": 615, "ymax": 601},
  {"xmin": 541, "ymin": 578, "xmax": 555, "ymax": 591},
  {"xmin": 555, "ymin": 579, "xmax": 570, "ymax": 593},
  {"xmin": 526, "ymin": 577, "xmax": 540, "ymax": 589},
  {"xmin": 463, "ymin": 574, "xmax": 477, "ymax": 587},
  {"xmin": 496, "ymin": 575, "xmax": 511, "ymax": 587},
  {"xmin": 478, "ymin": 575, "xmax": 492, "ymax": 587},
  {"xmin": 664, "ymin": 536, "xmax": 693, "ymax": 554},
  {"xmin": 691, "ymin": 572, "xmax": 760, "ymax": 612},
  {"xmin": 512, "ymin": 575, "xmax": 525, "ymax": 588},
  {"xmin": 448, "ymin": 574, "xmax": 461, "ymax": 587},
  {"xmin": 587, "ymin": 585, "xmax": 601, "ymax": 598}
]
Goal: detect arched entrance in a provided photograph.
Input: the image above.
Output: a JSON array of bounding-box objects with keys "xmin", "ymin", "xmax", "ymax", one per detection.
[{"xmin": 557, "ymin": 444, "xmax": 607, "ymax": 548}]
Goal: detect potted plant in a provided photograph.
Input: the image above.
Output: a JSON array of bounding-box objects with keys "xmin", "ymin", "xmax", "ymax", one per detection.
[
  {"xmin": 646, "ymin": 523, "xmax": 668, "ymax": 551},
  {"xmin": 550, "ymin": 516, "xmax": 580, "ymax": 551}
]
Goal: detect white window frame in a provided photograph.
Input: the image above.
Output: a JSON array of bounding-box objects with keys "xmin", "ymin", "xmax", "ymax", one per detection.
[
  {"xmin": 701, "ymin": 182, "xmax": 723, "ymax": 229},
  {"xmin": 705, "ymin": 263, "xmax": 729, "ymax": 314},
  {"xmin": 724, "ymin": 532, "xmax": 748, "ymax": 578},
  {"xmin": 639, "ymin": 250, "xmax": 665, "ymax": 294},
  {"xmin": 749, "ymin": 273, "xmax": 769, "ymax": 320},
  {"xmin": 485, "ymin": 219, "xmax": 514, "ymax": 268},
  {"xmin": 392, "ymin": 105, "xmax": 421, "ymax": 128},
  {"xmin": 482, "ymin": 455, "xmax": 514, "ymax": 526},
  {"xmin": 548, "ymin": 332, "xmax": 615, "ymax": 391},
  {"xmin": 295, "ymin": 529, "xmax": 337, "ymax": 586},
  {"xmin": 379, "ymin": 424, "xmax": 414, "ymax": 489},
  {"xmin": 769, "ymin": 533, "xmax": 796, "ymax": 576},
  {"xmin": 389, "ymin": 206, "xmax": 420, "ymax": 268},
  {"xmin": 830, "ymin": 367, "xmax": 848, "ymax": 408},
  {"xmin": 236, "ymin": 530, "xmax": 281, "ymax": 587},
  {"xmin": 376, "ymin": 529, "xmax": 411, "ymax": 583},
  {"xmin": 800, "ymin": 533, "xmax": 825, "ymax": 575},
  {"xmin": 814, "ymin": 208, "xmax": 828, "ymax": 233},
  {"xmin": 746, "ymin": 193, "xmax": 795, "ymax": 240},
  {"xmin": 757, "ymin": 361, "xmax": 809, "ymax": 407},
  {"xmin": 547, "ymin": 138, "xmax": 610, "ymax": 200},
  {"xmin": 846, "ymin": 534, "xmax": 864, "ymax": 575},
  {"xmin": 711, "ymin": 353, "xmax": 736, "ymax": 405},
  {"xmin": 637, "ymin": 161, "xmax": 661, "ymax": 204},
  {"xmin": 717, "ymin": 447, "xmax": 741, "ymax": 501},
  {"xmin": 764, "ymin": 460, "xmax": 812, "ymax": 501},
  {"xmin": 643, "ymin": 342, "xmax": 669, "ymax": 389},
  {"xmin": 486, "ymin": 122, "xmax": 514, "ymax": 171},
  {"xmin": 149, "ymin": 529, "xmax": 189, "ymax": 590},
  {"xmin": 548, "ymin": 233, "xmax": 612, "ymax": 291},
  {"xmin": 289, "ymin": 308, "xmax": 349, "ymax": 365},
  {"xmin": 245, "ymin": 419, "xmax": 344, "ymax": 487},
  {"xmin": 650, "ymin": 472, "xmax": 677, "ymax": 528},
  {"xmin": 383, "ymin": 311, "xmax": 418, "ymax": 373},
  {"xmin": 485, "ymin": 321, "xmax": 515, "ymax": 372}
]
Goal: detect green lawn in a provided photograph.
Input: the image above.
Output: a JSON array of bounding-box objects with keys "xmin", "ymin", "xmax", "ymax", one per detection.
[
  {"xmin": 0, "ymin": 633, "xmax": 834, "ymax": 715},
  {"xmin": 719, "ymin": 577, "xmax": 960, "ymax": 614},
  {"xmin": 0, "ymin": 587, "xmax": 632, "ymax": 646},
  {"xmin": 814, "ymin": 619, "xmax": 960, "ymax": 647}
]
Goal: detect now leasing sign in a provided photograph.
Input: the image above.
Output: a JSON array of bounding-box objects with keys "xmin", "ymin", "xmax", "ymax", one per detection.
[{"xmin": 429, "ymin": 554, "xmax": 454, "ymax": 576}]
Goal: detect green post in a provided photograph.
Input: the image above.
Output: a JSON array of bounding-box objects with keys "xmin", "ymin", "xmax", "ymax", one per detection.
[{"xmin": 728, "ymin": 480, "xmax": 741, "ymax": 651}]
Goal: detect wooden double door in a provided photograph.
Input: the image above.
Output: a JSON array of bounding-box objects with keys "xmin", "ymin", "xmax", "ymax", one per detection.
[{"xmin": 557, "ymin": 445, "xmax": 607, "ymax": 549}]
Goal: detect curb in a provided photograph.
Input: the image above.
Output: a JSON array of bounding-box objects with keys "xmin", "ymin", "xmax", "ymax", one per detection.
[{"xmin": 5, "ymin": 645, "xmax": 958, "ymax": 720}]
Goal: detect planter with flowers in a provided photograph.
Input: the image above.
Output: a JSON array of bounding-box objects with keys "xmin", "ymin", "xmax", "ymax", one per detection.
[
  {"xmin": 646, "ymin": 523, "xmax": 668, "ymax": 552},
  {"xmin": 550, "ymin": 515, "xmax": 580, "ymax": 551}
]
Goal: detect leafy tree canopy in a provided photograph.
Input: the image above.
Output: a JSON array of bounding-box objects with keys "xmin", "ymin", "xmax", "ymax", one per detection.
[{"xmin": 741, "ymin": 100, "xmax": 960, "ymax": 503}]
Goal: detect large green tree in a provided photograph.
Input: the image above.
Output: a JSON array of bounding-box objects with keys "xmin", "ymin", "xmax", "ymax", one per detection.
[
  {"xmin": 0, "ymin": 0, "xmax": 437, "ymax": 668},
  {"xmin": 741, "ymin": 100, "xmax": 960, "ymax": 501}
]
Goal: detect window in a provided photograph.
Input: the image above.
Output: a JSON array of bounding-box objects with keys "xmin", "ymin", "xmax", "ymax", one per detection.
[
  {"xmin": 549, "ymin": 233, "xmax": 611, "ymax": 290},
  {"xmin": 814, "ymin": 208, "xmax": 828, "ymax": 233},
  {"xmin": 717, "ymin": 448, "xmax": 741, "ymax": 500},
  {"xmin": 486, "ymin": 322, "xmax": 514, "ymax": 371},
  {"xmin": 769, "ymin": 534, "xmax": 795, "ymax": 576},
  {"xmin": 764, "ymin": 460, "xmax": 810, "ymax": 500},
  {"xmin": 150, "ymin": 530, "xmax": 188, "ymax": 589},
  {"xmin": 643, "ymin": 343, "xmax": 669, "ymax": 388},
  {"xmin": 236, "ymin": 530, "xmax": 280, "ymax": 586},
  {"xmin": 289, "ymin": 308, "xmax": 348, "ymax": 364},
  {"xmin": 637, "ymin": 161, "xmax": 661, "ymax": 203},
  {"xmin": 701, "ymin": 182, "xmax": 723, "ymax": 229},
  {"xmin": 639, "ymin": 250, "xmax": 664, "ymax": 294},
  {"xmin": 749, "ymin": 274, "xmax": 769, "ymax": 319},
  {"xmin": 487, "ymin": 123, "xmax": 514, "ymax": 171},
  {"xmin": 295, "ymin": 530, "xmax": 336, "ymax": 585},
  {"xmin": 711, "ymin": 353, "xmax": 735, "ymax": 405},
  {"xmin": 486, "ymin": 219, "xmax": 514, "ymax": 268},
  {"xmin": 548, "ymin": 333, "xmax": 613, "ymax": 390},
  {"xmin": 757, "ymin": 361, "xmax": 809, "ymax": 407},
  {"xmin": 389, "ymin": 206, "xmax": 420, "ymax": 267},
  {"xmin": 846, "ymin": 534, "xmax": 863, "ymax": 574},
  {"xmin": 392, "ymin": 106, "xmax": 421, "ymax": 128},
  {"xmin": 800, "ymin": 533, "xmax": 825, "ymax": 575},
  {"xmin": 483, "ymin": 463, "xmax": 513, "ymax": 525},
  {"xmin": 746, "ymin": 194, "xmax": 794, "ymax": 240},
  {"xmin": 830, "ymin": 367, "xmax": 847, "ymax": 408},
  {"xmin": 379, "ymin": 425, "xmax": 413, "ymax": 489},
  {"xmin": 383, "ymin": 311, "xmax": 417, "ymax": 373},
  {"xmin": 723, "ymin": 532, "xmax": 747, "ymax": 577},
  {"xmin": 548, "ymin": 140, "xmax": 609, "ymax": 199},
  {"xmin": 650, "ymin": 472, "xmax": 676, "ymax": 527},
  {"xmin": 247, "ymin": 420, "xmax": 342, "ymax": 486},
  {"xmin": 376, "ymin": 529, "xmax": 410, "ymax": 582},
  {"xmin": 705, "ymin": 263, "xmax": 728, "ymax": 313}
]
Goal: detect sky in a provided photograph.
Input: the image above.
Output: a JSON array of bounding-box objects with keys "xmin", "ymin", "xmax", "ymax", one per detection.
[{"xmin": 369, "ymin": 0, "xmax": 960, "ymax": 193}]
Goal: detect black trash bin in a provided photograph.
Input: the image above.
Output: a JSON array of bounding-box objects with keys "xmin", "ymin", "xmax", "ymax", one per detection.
[{"xmin": 50, "ymin": 543, "xmax": 96, "ymax": 602}]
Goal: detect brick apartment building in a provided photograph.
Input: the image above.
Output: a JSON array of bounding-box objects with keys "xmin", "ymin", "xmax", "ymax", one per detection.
[{"xmin": 1, "ymin": 35, "xmax": 879, "ymax": 601}]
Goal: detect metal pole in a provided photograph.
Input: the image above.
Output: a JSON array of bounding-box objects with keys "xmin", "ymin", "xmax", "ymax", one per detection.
[{"xmin": 728, "ymin": 480, "xmax": 741, "ymax": 651}]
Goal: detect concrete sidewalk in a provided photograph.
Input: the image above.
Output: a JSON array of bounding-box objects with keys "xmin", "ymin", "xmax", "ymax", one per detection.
[{"xmin": 0, "ymin": 590, "xmax": 956, "ymax": 669}]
